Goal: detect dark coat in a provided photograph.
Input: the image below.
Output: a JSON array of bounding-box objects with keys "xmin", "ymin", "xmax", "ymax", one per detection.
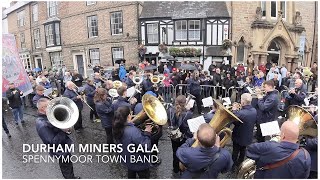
[
  {"xmin": 112, "ymin": 96, "xmax": 132, "ymax": 112},
  {"xmin": 247, "ymin": 141, "xmax": 311, "ymax": 179},
  {"xmin": 176, "ymin": 138, "xmax": 233, "ymax": 179},
  {"xmin": 72, "ymin": 74, "xmax": 84, "ymax": 87},
  {"xmin": 134, "ymin": 103, "xmax": 143, "ymax": 115},
  {"xmin": 35, "ymin": 114, "xmax": 72, "ymax": 156},
  {"xmin": 287, "ymin": 86, "xmax": 307, "ymax": 106},
  {"xmin": 95, "ymin": 99, "xmax": 113, "ymax": 128},
  {"xmin": 232, "ymin": 105, "xmax": 257, "ymax": 146},
  {"xmin": 142, "ymin": 78, "xmax": 154, "ymax": 93},
  {"xmin": 212, "ymin": 73, "xmax": 222, "ymax": 86},
  {"xmin": 167, "ymin": 107, "xmax": 193, "ymax": 139},
  {"xmin": 305, "ymin": 137, "xmax": 318, "ymax": 172},
  {"xmin": 256, "ymin": 90, "xmax": 279, "ymax": 124},
  {"xmin": 32, "ymin": 93, "xmax": 48, "ymax": 107},
  {"xmin": 187, "ymin": 78, "xmax": 201, "ymax": 96},
  {"xmin": 6, "ymin": 88, "xmax": 23, "ymax": 109},
  {"xmin": 118, "ymin": 123, "xmax": 152, "ymax": 171},
  {"xmin": 203, "ymin": 111, "xmax": 215, "ymax": 123},
  {"xmin": 125, "ymin": 78, "xmax": 135, "ymax": 89},
  {"xmin": 83, "ymin": 84, "xmax": 96, "ymax": 105},
  {"xmin": 63, "ymin": 88, "xmax": 83, "ymax": 110},
  {"xmin": 223, "ymin": 77, "xmax": 236, "ymax": 90}
]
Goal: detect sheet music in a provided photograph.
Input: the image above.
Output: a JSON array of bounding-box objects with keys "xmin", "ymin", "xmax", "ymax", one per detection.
[
  {"xmin": 304, "ymin": 98, "xmax": 310, "ymax": 106},
  {"xmin": 43, "ymin": 88, "xmax": 52, "ymax": 96},
  {"xmin": 237, "ymin": 80, "xmax": 245, "ymax": 87},
  {"xmin": 186, "ymin": 99, "xmax": 195, "ymax": 109},
  {"xmin": 246, "ymin": 86, "xmax": 254, "ymax": 94},
  {"xmin": 260, "ymin": 121, "xmax": 280, "ymax": 137},
  {"xmin": 222, "ymin": 97, "xmax": 231, "ymax": 106},
  {"xmin": 126, "ymin": 86, "xmax": 136, "ymax": 97},
  {"xmin": 202, "ymin": 97, "xmax": 213, "ymax": 107},
  {"xmin": 187, "ymin": 116, "xmax": 206, "ymax": 133}
]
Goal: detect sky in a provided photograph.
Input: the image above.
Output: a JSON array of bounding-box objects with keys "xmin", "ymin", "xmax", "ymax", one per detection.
[{"xmin": 2, "ymin": 0, "xmax": 11, "ymax": 8}]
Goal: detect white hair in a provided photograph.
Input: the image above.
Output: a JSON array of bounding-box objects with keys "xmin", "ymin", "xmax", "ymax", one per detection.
[{"xmin": 241, "ymin": 93, "xmax": 252, "ymax": 105}]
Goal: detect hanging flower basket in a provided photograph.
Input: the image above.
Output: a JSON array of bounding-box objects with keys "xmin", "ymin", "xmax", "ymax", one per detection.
[
  {"xmin": 158, "ymin": 44, "xmax": 168, "ymax": 53},
  {"xmin": 222, "ymin": 39, "xmax": 232, "ymax": 49},
  {"xmin": 169, "ymin": 47, "xmax": 202, "ymax": 57}
]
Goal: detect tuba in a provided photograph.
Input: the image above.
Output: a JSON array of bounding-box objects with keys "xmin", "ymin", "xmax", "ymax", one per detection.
[
  {"xmin": 237, "ymin": 105, "xmax": 318, "ymax": 179},
  {"xmin": 46, "ymin": 97, "xmax": 79, "ymax": 129},
  {"xmin": 131, "ymin": 94, "xmax": 167, "ymax": 135}
]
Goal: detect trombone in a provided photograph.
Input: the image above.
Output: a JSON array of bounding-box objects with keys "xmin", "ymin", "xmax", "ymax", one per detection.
[{"xmin": 72, "ymin": 84, "xmax": 94, "ymax": 111}]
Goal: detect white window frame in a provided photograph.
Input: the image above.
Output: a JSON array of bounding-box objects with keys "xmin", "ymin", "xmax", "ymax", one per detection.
[
  {"xmin": 280, "ymin": 1, "xmax": 286, "ymax": 20},
  {"xmin": 45, "ymin": 24, "xmax": 54, "ymax": 46},
  {"xmin": 86, "ymin": 1, "xmax": 96, "ymax": 6},
  {"xmin": 175, "ymin": 20, "xmax": 187, "ymax": 40},
  {"xmin": 112, "ymin": 47, "xmax": 124, "ymax": 65},
  {"xmin": 20, "ymin": 33, "xmax": 26, "ymax": 48},
  {"xmin": 110, "ymin": 11, "xmax": 123, "ymax": 35},
  {"xmin": 89, "ymin": 49, "xmax": 100, "ymax": 65},
  {"xmin": 87, "ymin": 15, "xmax": 98, "ymax": 38},
  {"xmin": 32, "ymin": 4, "xmax": 38, "ymax": 22},
  {"xmin": 47, "ymin": 1, "xmax": 58, "ymax": 18},
  {"xmin": 33, "ymin": 29, "xmax": 41, "ymax": 48},
  {"xmin": 17, "ymin": 10, "xmax": 25, "ymax": 27},
  {"xmin": 147, "ymin": 23, "xmax": 159, "ymax": 44},
  {"xmin": 270, "ymin": 1, "xmax": 277, "ymax": 19},
  {"xmin": 188, "ymin": 20, "xmax": 201, "ymax": 41},
  {"xmin": 261, "ymin": 1, "xmax": 266, "ymax": 19},
  {"xmin": 50, "ymin": 51, "xmax": 63, "ymax": 68}
]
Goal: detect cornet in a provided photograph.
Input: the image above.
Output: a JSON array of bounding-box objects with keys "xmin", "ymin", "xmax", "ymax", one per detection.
[
  {"xmin": 108, "ymin": 88, "xmax": 119, "ymax": 102},
  {"xmin": 113, "ymin": 80, "xmax": 122, "ymax": 89}
]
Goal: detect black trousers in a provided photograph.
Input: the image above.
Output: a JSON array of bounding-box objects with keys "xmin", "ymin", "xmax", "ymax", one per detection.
[
  {"xmin": 74, "ymin": 111, "xmax": 83, "ymax": 130},
  {"xmin": 308, "ymin": 171, "xmax": 318, "ymax": 179},
  {"xmin": 256, "ymin": 123, "xmax": 265, "ymax": 142},
  {"xmin": 127, "ymin": 168, "xmax": 150, "ymax": 179},
  {"xmin": 89, "ymin": 104, "xmax": 99, "ymax": 120},
  {"xmin": 171, "ymin": 139, "xmax": 186, "ymax": 173},
  {"xmin": 232, "ymin": 142, "xmax": 247, "ymax": 166},
  {"xmin": 105, "ymin": 127, "xmax": 114, "ymax": 144},
  {"xmin": 58, "ymin": 156, "xmax": 75, "ymax": 179},
  {"xmin": 193, "ymin": 94, "xmax": 202, "ymax": 114}
]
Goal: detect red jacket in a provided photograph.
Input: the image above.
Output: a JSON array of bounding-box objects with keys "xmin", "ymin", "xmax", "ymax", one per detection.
[{"xmin": 259, "ymin": 65, "xmax": 267, "ymax": 74}]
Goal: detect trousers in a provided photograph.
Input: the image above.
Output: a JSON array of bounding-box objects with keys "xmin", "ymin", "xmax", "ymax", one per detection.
[
  {"xmin": 127, "ymin": 168, "xmax": 150, "ymax": 179},
  {"xmin": 232, "ymin": 142, "xmax": 247, "ymax": 166},
  {"xmin": 58, "ymin": 156, "xmax": 75, "ymax": 179},
  {"xmin": 105, "ymin": 127, "xmax": 114, "ymax": 144}
]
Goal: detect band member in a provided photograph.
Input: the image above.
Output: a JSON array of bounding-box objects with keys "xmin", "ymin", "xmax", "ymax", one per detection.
[
  {"xmin": 186, "ymin": 71, "xmax": 203, "ymax": 114},
  {"xmin": 71, "ymin": 71, "xmax": 84, "ymax": 87},
  {"xmin": 112, "ymin": 86, "xmax": 137, "ymax": 112},
  {"xmin": 113, "ymin": 106, "xmax": 152, "ymax": 178},
  {"xmin": 231, "ymin": 93, "xmax": 257, "ymax": 169},
  {"xmin": 102, "ymin": 80, "xmax": 114, "ymax": 91},
  {"xmin": 35, "ymin": 98, "xmax": 80, "ymax": 179},
  {"xmin": 176, "ymin": 123, "xmax": 233, "ymax": 178},
  {"xmin": 246, "ymin": 121, "xmax": 311, "ymax": 178},
  {"xmin": 32, "ymin": 85, "xmax": 48, "ymax": 107},
  {"xmin": 286, "ymin": 79, "xmax": 307, "ymax": 106},
  {"xmin": 83, "ymin": 79, "xmax": 100, "ymax": 122},
  {"xmin": 6, "ymin": 82, "xmax": 25, "ymax": 125},
  {"xmin": 203, "ymin": 101, "xmax": 218, "ymax": 123},
  {"xmin": 255, "ymin": 80, "xmax": 279, "ymax": 142},
  {"xmin": 63, "ymin": 81, "xmax": 83, "ymax": 132},
  {"xmin": 167, "ymin": 95, "xmax": 193, "ymax": 173},
  {"xmin": 94, "ymin": 88, "xmax": 114, "ymax": 144},
  {"xmin": 93, "ymin": 72, "xmax": 103, "ymax": 88},
  {"xmin": 125, "ymin": 71, "xmax": 136, "ymax": 88},
  {"xmin": 142, "ymin": 71, "xmax": 154, "ymax": 94}
]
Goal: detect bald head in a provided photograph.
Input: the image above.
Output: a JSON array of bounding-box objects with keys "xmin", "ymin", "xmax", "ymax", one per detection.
[
  {"xmin": 66, "ymin": 81, "xmax": 75, "ymax": 90},
  {"xmin": 197, "ymin": 123, "xmax": 216, "ymax": 148},
  {"xmin": 280, "ymin": 121, "xmax": 300, "ymax": 143},
  {"xmin": 295, "ymin": 79, "xmax": 303, "ymax": 88}
]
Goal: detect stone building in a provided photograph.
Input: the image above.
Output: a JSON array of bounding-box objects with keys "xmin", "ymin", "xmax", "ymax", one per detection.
[
  {"xmin": 5, "ymin": 1, "xmax": 142, "ymax": 77},
  {"xmin": 228, "ymin": 1, "xmax": 318, "ymax": 71}
]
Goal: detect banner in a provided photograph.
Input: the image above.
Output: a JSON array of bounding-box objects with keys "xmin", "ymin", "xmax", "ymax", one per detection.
[{"xmin": 2, "ymin": 34, "xmax": 33, "ymax": 97}]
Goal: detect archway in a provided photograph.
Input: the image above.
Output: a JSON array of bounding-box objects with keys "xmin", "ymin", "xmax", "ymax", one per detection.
[{"xmin": 266, "ymin": 36, "xmax": 290, "ymax": 66}]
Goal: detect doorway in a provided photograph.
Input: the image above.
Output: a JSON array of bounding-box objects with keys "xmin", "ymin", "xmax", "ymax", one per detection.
[
  {"xmin": 267, "ymin": 41, "xmax": 280, "ymax": 65},
  {"xmin": 76, "ymin": 55, "xmax": 85, "ymax": 76},
  {"xmin": 35, "ymin": 57, "xmax": 43, "ymax": 70}
]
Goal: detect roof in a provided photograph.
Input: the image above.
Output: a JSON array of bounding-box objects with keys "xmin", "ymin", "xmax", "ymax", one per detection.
[
  {"xmin": 140, "ymin": 1, "xmax": 230, "ymax": 19},
  {"xmin": 206, "ymin": 46, "xmax": 232, "ymax": 57},
  {"xmin": 3, "ymin": 1, "xmax": 31, "ymax": 15}
]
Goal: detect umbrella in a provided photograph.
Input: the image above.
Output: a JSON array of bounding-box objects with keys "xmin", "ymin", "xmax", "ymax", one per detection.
[
  {"xmin": 143, "ymin": 65, "xmax": 157, "ymax": 71},
  {"xmin": 115, "ymin": 59, "xmax": 126, "ymax": 64},
  {"xmin": 178, "ymin": 64, "xmax": 197, "ymax": 71},
  {"xmin": 33, "ymin": 67, "xmax": 42, "ymax": 72},
  {"xmin": 159, "ymin": 59, "xmax": 169, "ymax": 63}
]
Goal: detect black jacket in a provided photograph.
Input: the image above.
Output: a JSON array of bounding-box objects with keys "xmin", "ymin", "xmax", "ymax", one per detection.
[
  {"xmin": 95, "ymin": 99, "xmax": 113, "ymax": 128},
  {"xmin": 256, "ymin": 90, "xmax": 279, "ymax": 124},
  {"xmin": 6, "ymin": 88, "xmax": 23, "ymax": 108},
  {"xmin": 72, "ymin": 74, "xmax": 84, "ymax": 87},
  {"xmin": 212, "ymin": 73, "xmax": 222, "ymax": 86}
]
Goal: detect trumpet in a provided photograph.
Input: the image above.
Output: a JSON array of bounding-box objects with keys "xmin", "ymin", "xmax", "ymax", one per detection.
[{"xmin": 251, "ymin": 87, "xmax": 266, "ymax": 97}]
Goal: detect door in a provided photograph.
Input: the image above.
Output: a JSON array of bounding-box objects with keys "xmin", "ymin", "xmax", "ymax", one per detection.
[
  {"xmin": 76, "ymin": 55, "xmax": 85, "ymax": 76},
  {"xmin": 35, "ymin": 58, "xmax": 43, "ymax": 69}
]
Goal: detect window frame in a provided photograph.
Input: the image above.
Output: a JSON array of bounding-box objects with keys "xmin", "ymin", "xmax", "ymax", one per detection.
[
  {"xmin": 280, "ymin": 1, "xmax": 286, "ymax": 20},
  {"xmin": 110, "ymin": 11, "xmax": 123, "ymax": 35},
  {"xmin": 146, "ymin": 23, "xmax": 159, "ymax": 44},
  {"xmin": 17, "ymin": 10, "xmax": 25, "ymax": 27},
  {"xmin": 174, "ymin": 19, "xmax": 202, "ymax": 41},
  {"xmin": 188, "ymin": 20, "xmax": 201, "ymax": 41},
  {"xmin": 89, "ymin": 48, "xmax": 100, "ymax": 65},
  {"xmin": 32, "ymin": 4, "xmax": 38, "ymax": 22},
  {"xmin": 261, "ymin": 1, "xmax": 266, "ymax": 18},
  {"xmin": 86, "ymin": 1, "xmax": 96, "ymax": 6},
  {"xmin": 20, "ymin": 33, "xmax": 26, "ymax": 49},
  {"xmin": 33, "ymin": 28, "xmax": 41, "ymax": 48},
  {"xmin": 47, "ymin": 1, "xmax": 58, "ymax": 18},
  {"xmin": 44, "ymin": 22, "xmax": 61, "ymax": 47},
  {"xmin": 87, "ymin": 15, "xmax": 99, "ymax": 38},
  {"xmin": 49, "ymin": 51, "xmax": 63, "ymax": 68},
  {"xmin": 270, "ymin": 1, "xmax": 277, "ymax": 19},
  {"xmin": 111, "ymin": 47, "xmax": 124, "ymax": 66}
]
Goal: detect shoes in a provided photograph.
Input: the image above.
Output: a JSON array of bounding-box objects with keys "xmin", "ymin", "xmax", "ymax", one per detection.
[
  {"xmin": 6, "ymin": 133, "xmax": 12, "ymax": 138},
  {"xmin": 95, "ymin": 119, "xmax": 101, "ymax": 123}
]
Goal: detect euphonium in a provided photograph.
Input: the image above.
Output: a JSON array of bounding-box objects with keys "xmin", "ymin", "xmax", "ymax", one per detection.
[
  {"xmin": 133, "ymin": 75, "xmax": 143, "ymax": 85},
  {"xmin": 237, "ymin": 105, "xmax": 318, "ymax": 179},
  {"xmin": 113, "ymin": 80, "xmax": 122, "ymax": 89},
  {"xmin": 151, "ymin": 75, "xmax": 160, "ymax": 84},
  {"xmin": 131, "ymin": 94, "xmax": 167, "ymax": 135}
]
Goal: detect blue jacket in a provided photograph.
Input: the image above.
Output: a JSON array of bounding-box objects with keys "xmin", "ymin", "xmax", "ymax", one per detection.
[
  {"xmin": 232, "ymin": 105, "xmax": 257, "ymax": 146},
  {"xmin": 112, "ymin": 96, "xmax": 133, "ymax": 112},
  {"xmin": 134, "ymin": 103, "xmax": 143, "ymax": 115},
  {"xmin": 253, "ymin": 77, "xmax": 265, "ymax": 87},
  {"xmin": 203, "ymin": 111, "xmax": 215, "ymax": 123},
  {"xmin": 305, "ymin": 137, "xmax": 318, "ymax": 172},
  {"xmin": 176, "ymin": 138, "xmax": 233, "ymax": 179},
  {"xmin": 256, "ymin": 90, "xmax": 279, "ymax": 124},
  {"xmin": 142, "ymin": 78, "xmax": 154, "ymax": 93},
  {"xmin": 287, "ymin": 87, "xmax": 307, "ymax": 106},
  {"xmin": 39, "ymin": 81, "xmax": 52, "ymax": 89},
  {"xmin": 35, "ymin": 114, "xmax": 72, "ymax": 156},
  {"xmin": 95, "ymin": 99, "xmax": 113, "ymax": 128},
  {"xmin": 247, "ymin": 141, "xmax": 311, "ymax": 179},
  {"xmin": 32, "ymin": 93, "xmax": 48, "ymax": 107},
  {"xmin": 63, "ymin": 88, "xmax": 83, "ymax": 110},
  {"xmin": 187, "ymin": 78, "xmax": 201, "ymax": 96},
  {"xmin": 118, "ymin": 65, "xmax": 127, "ymax": 81},
  {"xmin": 167, "ymin": 107, "xmax": 193, "ymax": 139},
  {"xmin": 83, "ymin": 84, "xmax": 96, "ymax": 105},
  {"xmin": 118, "ymin": 123, "xmax": 152, "ymax": 171}
]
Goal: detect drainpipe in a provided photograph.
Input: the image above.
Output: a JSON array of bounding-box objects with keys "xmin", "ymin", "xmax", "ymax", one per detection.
[
  {"xmin": 310, "ymin": 1, "xmax": 317, "ymax": 66},
  {"xmin": 29, "ymin": 4, "xmax": 34, "ymax": 68}
]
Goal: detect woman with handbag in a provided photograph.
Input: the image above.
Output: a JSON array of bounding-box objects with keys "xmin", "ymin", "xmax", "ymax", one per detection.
[{"xmin": 167, "ymin": 95, "xmax": 193, "ymax": 174}]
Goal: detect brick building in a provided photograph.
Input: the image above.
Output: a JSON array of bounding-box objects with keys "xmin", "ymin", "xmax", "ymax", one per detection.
[
  {"xmin": 5, "ymin": 1, "xmax": 142, "ymax": 77},
  {"xmin": 227, "ymin": 1, "xmax": 318, "ymax": 71}
]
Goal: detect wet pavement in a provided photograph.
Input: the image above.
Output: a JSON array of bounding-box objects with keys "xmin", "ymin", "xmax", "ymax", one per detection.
[{"xmin": 2, "ymin": 105, "xmax": 238, "ymax": 179}]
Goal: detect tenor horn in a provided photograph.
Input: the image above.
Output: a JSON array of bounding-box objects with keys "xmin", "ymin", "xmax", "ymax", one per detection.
[
  {"xmin": 131, "ymin": 94, "xmax": 167, "ymax": 135},
  {"xmin": 46, "ymin": 97, "xmax": 79, "ymax": 129},
  {"xmin": 237, "ymin": 105, "xmax": 318, "ymax": 179}
]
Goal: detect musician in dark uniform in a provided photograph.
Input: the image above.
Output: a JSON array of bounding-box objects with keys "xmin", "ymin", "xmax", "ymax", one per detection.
[
  {"xmin": 176, "ymin": 123, "xmax": 233, "ymax": 178},
  {"xmin": 167, "ymin": 95, "xmax": 193, "ymax": 173},
  {"xmin": 255, "ymin": 80, "xmax": 279, "ymax": 142},
  {"xmin": 125, "ymin": 71, "xmax": 136, "ymax": 88},
  {"xmin": 83, "ymin": 79, "xmax": 99, "ymax": 122},
  {"xmin": 142, "ymin": 71, "xmax": 154, "ymax": 94},
  {"xmin": 112, "ymin": 86, "xmax": 137, "ymax": 112},
  {"xmin": 113, "ymin": 106, "xmax": 153, "ymax": 178},
  {"xmin": 246, "ymin": 121, "xmax": 311, "ymax": 179},
  {"xmin": 287, "ymin": 79, "xmax": 307, "ymax": 106},
  {"xmin": 32, "ymin": 85, "xmax": 48, "ymax": 107},
  {"xmin": 94, "ymin": 88, "xmax": 114, "ymax": 144},
  {"xmin": 231, "ymin": 93, "xmax": 257, "ymax": 169},
  {"xmin": 186, "ymin": 71, "xmax": 203, "ymax": 114},
  {"xmin": 304, "ymin": 114, "xmax": 318, "ymax": 179},
  {"xmin": 63, "ymin": 81, "xmax": 83, "ymax": 132},
  {"xmin": 35, "ymin": 98, "xmax": 80, "ymax": 179}
]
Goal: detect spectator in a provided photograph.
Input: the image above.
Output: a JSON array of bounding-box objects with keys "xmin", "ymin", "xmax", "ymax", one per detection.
[
  {"xmin": 63, "ymin": 72, "xmax": 72, "ymax": 87},
  {"xmin": 236, "ymin": 63, "xmax": 245, "ymax": 76},
  {"xmin": 258, "ymin": 61, "xmax": 267, "ymax": 75},
  {"xmin": 39, "ymin": 77, "xmax": 52, "ymax": 89},
  {"xmin": 280, "ymin": 64, "xmax": 287, "ymax": 79},
  {"xmin": 208, "ymin": 63, "xmax": 216, "ymax": 76},
  {"xmin": 253, "ymin": 71, "xmax": 265, "ymax": 87},
  {"xmin": 6, "ymin": 83, "xmax": 25, "ymax": 125}
]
